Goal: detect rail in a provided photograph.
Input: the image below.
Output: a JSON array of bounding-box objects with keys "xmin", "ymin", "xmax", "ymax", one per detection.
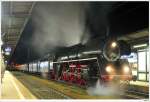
[
  {"xmin": 41, "ymin": 88, "xmax": 71, "ymax": 99},
  {"xmin": 120, "ymin": 89, "xmax": 149, "ymax": 99}
]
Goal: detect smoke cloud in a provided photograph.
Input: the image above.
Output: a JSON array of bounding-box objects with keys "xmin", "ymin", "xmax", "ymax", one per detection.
[
  {"xmin": 87, "ymin": 79, "xmax": 125, "ymax": 96},
  {"xmin": 31, "ymin": 2, "xmax": 89, "ymax": 55}
]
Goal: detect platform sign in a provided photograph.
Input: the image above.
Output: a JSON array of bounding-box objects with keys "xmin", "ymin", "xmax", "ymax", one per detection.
[
  {"xmin": 5, "ymin": 52, "xmax": 10, "ymax": 55},
  {"xmin": 5, "ymin": 47, "xmax": 11, "ymax": 52}
]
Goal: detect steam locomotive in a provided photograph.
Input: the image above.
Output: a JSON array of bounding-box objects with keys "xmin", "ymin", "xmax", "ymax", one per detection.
[{"xmin": 15, "ymin": 39, "xmax": 134, "ymax": 87}]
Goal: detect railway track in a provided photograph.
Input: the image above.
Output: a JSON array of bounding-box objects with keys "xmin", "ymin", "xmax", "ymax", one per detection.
[
  {"xmin": 34, "ymin": 87, "xmax": 71, "ymax": 99},
  {"xmin": 12, "ymin": 71, "xmax": 149, "ymax": 99},
  {"xmin": 121, "ymin": 89, "xmax": 149, "ymax": 99}
]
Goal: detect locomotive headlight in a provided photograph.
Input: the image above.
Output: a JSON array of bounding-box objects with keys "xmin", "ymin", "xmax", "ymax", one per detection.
[
  {"xmin": 111, "ymin": 42, "xmax": 117, "ymax": 48},
  {"xmin": 106, "ymin": 66, "xmax": 112, "ymax": 73},
  {"xmin": 123, "ymin": 66, "xmax": 130, "ymax": 73}
]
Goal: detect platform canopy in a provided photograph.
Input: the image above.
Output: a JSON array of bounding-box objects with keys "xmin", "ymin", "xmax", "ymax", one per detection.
[{"xmin": 1, "ymin": 2, "xmax": 35, "ymax": 61}]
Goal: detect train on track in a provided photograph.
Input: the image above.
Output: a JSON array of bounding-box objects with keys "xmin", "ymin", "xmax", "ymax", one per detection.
[{"xmin": 12, "ymin": 39, "xmax": 135, "ymax": 87}]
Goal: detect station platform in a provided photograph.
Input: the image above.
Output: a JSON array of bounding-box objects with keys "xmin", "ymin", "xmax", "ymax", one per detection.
[{"xmin": 1, "ymin": 71, "xmax": 37, "ymax": 99}]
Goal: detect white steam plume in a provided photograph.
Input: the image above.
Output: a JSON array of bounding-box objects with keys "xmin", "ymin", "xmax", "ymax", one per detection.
[
  {"xmin": 31, "ymin": 2, "xmax": 89, "ymax": 55},
  {"xmin": 87, "ymin": 79, "xmax": 125, "ymax": 96}
]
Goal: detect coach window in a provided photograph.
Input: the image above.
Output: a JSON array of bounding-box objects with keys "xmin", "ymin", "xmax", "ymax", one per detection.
[
  {"xmin": 137, "ymin": 45, "xmax": 149, "ymax": 82},
  {"xmin": 50, "ymin": 62, "xmax": 53, "ymax": 70}
]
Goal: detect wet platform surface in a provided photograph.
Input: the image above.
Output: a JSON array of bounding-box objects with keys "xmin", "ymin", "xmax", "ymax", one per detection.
[{"xmin": 1, "ymin": 71, "xmax": 149, "ymax": 99}]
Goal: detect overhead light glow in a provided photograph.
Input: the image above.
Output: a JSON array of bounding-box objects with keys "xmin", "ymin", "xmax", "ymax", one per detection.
[
  {"xmin": 133, "ymin": 44, "xmax": 147, "ymax": 48},
  {"xmin": 5, "ymin": 52, "xmax": 10, "ymax": 55}
]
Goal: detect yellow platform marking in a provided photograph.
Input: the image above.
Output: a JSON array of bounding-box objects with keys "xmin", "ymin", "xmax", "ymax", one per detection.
[
  {"xmin": 1, "ymin": 71, "xmax": 37, "ymax": 99},
  {"xmin": 10, "ymin": 74, "xmax": 25, "ymax": 99}
]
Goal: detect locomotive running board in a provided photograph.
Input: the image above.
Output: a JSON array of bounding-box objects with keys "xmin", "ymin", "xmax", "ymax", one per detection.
[{"xmin": 53, "ymin": 57, "xmax": 98, "ymax": 63}]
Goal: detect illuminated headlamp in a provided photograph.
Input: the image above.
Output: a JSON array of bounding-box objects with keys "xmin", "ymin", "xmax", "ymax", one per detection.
[
  {"xmin": 106, "ymin": 65, "xmax": 112, "ymax": 73},
  {"xmin": 111, "ymin": 42, "xmax": 117, "ymax": 48},
  {"xmin": 123, "ymin": 65, "xmax": 130, "ymax": 73}
]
